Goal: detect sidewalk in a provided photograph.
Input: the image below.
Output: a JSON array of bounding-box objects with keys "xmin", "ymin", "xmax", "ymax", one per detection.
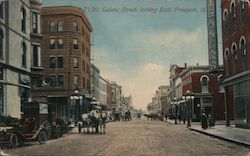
[{"xmin": 166, "ymin": 118, "xmax": 250, "ymax": 147}]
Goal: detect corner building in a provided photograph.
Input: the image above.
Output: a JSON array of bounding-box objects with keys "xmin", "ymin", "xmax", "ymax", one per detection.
[
  {"xmin": 221, "ymin": 0, "xmax": 250, "ymax": 128},
  {"xmin": 32, "ymin": 6, "xmax": 92, "ymax": 121}
]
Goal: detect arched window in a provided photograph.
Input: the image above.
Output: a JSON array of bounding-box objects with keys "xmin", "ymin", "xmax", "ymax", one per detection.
[
  {"xmin": 240, "ymin": 0, "xmax": 245, "ymax": 25},
  {"xmin": 21, "ymin": 7, "xmax": 26, "ymax": 32},
  {"xmin": 57, "ymin": 21, "xmax": 63, "ymax": 32},
  {"xmin": 22, "ymin": 42, "xmax": 26, "ymax": 67},
  {"xmin": 218, "ymin": 75, "xmax": 224, "ymax": 92},
  {"xmin": 225, "ymin": 49, "xmax": 230, "ymax": 77},
  {"xmin": 232, "ymin": 44, "xmax": 238, "ymax": 74},
  {"xmin": 49, "ymin": 21, "xmax": 55, "ymax": 32},
  {"xmin": 73, "ymin": 21, "xmax": 78, "ymax": 32},
  {"xmin": 0, "ymin": 29, "xmax": 3, "ymax": 58},
  {"xmin": 201, "ymin": 76, "xmax": 209, "ymax": 93},
  {"xmin": 49, "ymin": 38, "xmax": 56, "ymax": 49},
  {"xmin": 73, "ymin": 38, "xmax": 78, "ymax": 49},
  {"xmin": 57, "ymin": 38, "xmax": 63, "ymax": 49},
  {"xmin": 223, "ymin": 9, "xmax": 228, "ymax": 36},
  {"xmin": 240, "ymin": 37, "xmax": 247, "ymax": 71},
  {"xmin": 231, "ymin": 2, "xmax": 236, "ymax": 32}
]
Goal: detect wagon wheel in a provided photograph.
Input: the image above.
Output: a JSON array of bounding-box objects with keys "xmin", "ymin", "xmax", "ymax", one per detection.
[
  {"xmin": 42, "ymin": 120, "xmax": 51, "ymax": 139},
  {"xmin": 9, "ymin": 133, "xmax": 18, "ymax": 148},
  {"xmin": 38, "ymin": 130, "xmax": 48, "ymax": 144}
]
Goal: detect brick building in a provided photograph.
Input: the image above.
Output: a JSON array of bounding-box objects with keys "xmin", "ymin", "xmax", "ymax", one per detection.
[
  {"xmin": 221, "ymin": 0, "xmax": 250, "ymax": 128},
  {"xmin": 32, "ymin": 6, "xmax": 92, "ymax": 121}
]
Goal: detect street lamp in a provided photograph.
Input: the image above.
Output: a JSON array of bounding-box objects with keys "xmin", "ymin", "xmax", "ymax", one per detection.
[
  {"xmin": 173, "ymin": 97, "xmax": 178, "ymax": 124},
  {"xmin": 70, "ymin": 89, "xmax": 82, "ymax": 123},
  {"xmin": 185, "ymin": 90, "xmax": 194, "ymax": 127}
]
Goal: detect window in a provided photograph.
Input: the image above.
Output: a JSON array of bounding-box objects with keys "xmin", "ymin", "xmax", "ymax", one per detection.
[
  {"xmin": 57, "ymin": 57, "xmax": 64, "ymax": 68},
  {"xmin": 57, "ymin": 38, "xmax": 63, "ymax": 49},
  {"xmin": 74, "ymin": 57, "xmax": 79, "ymax": 68},
  {"xmin": 240, "ymin": 1, "xmax": 244, "ymax": 26},
  {"xmin": 57, "ymin": 21, "xmax": 63, "ymax": 32},
  {"xmin": 32, "ymin": 44, "xmax": 41, "ymax": 67},
  {"xmin": 231, "ymin": 2, "xmax": 236, "ymax": 32},
  {"xmin": 58, "ymin": 75, "xmax": 64, "ymax": 87},
  {"xmin": 223, "ymin": 9, "xmax": 228, "ymax": 36},
  {"xmin": 86, "ymin": 63, "xmax": 90, "ymax": 74},
  {"xmin": 22, "ymin": 42, "xmax": 26, "ymax": 67},
  {"xmin": 232, "ymin": 44, "xmax": 238, "ymax": 74},
  {"xmin": 83, "ymin": 77, "xmax": 86, "ymax": 88},
  {"xmin": 74, "ymin": 76, "xmax": 79, "ymax": 86},
  {"xmin": 0, "ymin": 29, "xmax": 3, "ymax": 58},
  {"xmin": 0, "ymin": 84, "xmax": 3, "ymax": 114},
  {"xmin": 82, "ymin": 60, "xmax": 85, "ymax": 72},
  {"xmin": 49, "ymin": 38, "xmax": 56, "ymax": 49},
  {"xmin": 0, "ymin": 2, "xmax": 4, "ymax": 19},
  {"xmin": 73, "ymin": 21, "xmax": 78, "ymax": 32},
  {"xmin": 49, "ymin": 57, "xmax": 56, "ymax": 68},
  {"xmin": 201, "ymin": 76, "xmax": 209, "ymax": 93},
  {"xmin": 73, "ymin": 39, "xmax": 78, "ymax": 49},
  {"xmin": 32, "ymin": 12, "xmax": 38, "ymax": 33},
  {"xmin": 240, "ymin": 38, "xmax": 247, "ymax": 71},
  {"xmin": 86, "ymin": 47, "xmax": 90, "ymax": 58},
  {"xmin": 21, "ymin": 8, "xmax": 26, "ymax": 32},
  {"xmin": 225, "ymin": 49, "xmax": 230, "ymax": 77},
  {"xmin": 218, "ymin": 75, "xmax": 224, "ymax": 92},
  {"xmin": 49, "ymin": 21, "xmax": 56, "ymax": 32},
  {"xmin": 50, "ymin": 75, "xmax": 56, "ymax": 87}
]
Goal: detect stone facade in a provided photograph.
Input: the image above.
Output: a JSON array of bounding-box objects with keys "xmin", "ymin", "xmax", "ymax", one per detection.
[{"xmin": 0, "ymin": 0, "xmax": 32, "ymax": 118}]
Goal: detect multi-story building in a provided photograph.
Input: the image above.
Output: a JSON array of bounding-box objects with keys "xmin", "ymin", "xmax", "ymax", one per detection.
[
  {"xmin": 32, "ymin": 6, "xmax": 92, "ymax": 121},
  {"xmin": 91, "ymin": 63, "xmax": 100, "ymax": 101},
  {"xmin": 111, "ymin": 81, "xmax": 122, "ymax": 115},
  {"xmin": 0, "ymin": 0, "xmax": 33, "ymax": 118},
  {"xmin": 158, "ymin": 85, "xmax": 170, "ymax": 117},
  {"xmin": 106, "ymin": 80, "xmax": 112, "ymax": 111},
  {"xmin": 221, "ymin": 0, "xmax": 250, "ymax": 128},
  {"xmin": 99, "ymin": 76, "xmax": 108, "ymax": 109}
]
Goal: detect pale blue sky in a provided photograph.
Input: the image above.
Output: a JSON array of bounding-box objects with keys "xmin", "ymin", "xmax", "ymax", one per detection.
[{"xmin": 43, "ymin": 0, "xmax": 222, "ymax": 110}]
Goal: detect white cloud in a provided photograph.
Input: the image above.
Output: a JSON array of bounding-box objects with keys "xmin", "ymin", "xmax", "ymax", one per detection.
[{"xmin": 95, "ymin": 26, "xmax": 210, "ymax": 110}]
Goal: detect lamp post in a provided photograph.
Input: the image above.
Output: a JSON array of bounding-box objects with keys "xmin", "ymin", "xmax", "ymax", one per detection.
[
  {"xmin": 173, "ymin": 97, "xmax": 178, "ymax": 124},
  {"xmin": 184, "ymin": 90, "xmax": 195, "ymax": 127},
  {"xmin": 70, "ymin": 89, "xmax": 82, "ymax": 123}
]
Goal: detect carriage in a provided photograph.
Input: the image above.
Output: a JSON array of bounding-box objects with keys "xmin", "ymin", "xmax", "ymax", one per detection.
[
  {"xmin": 0, "ymin": 102, "xmax": 67, "ymax": 148},
  {"xmin": 78, "ymin": 101, "xmax": 107, "ymax": 134}
]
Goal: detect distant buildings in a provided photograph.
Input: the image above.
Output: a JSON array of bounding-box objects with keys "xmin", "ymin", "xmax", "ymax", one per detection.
[
  {"xmin": 168, "ymin": 64, "xmax": 225, "ymax": 122},
  {"xmin": 221, "ymin": 0, "xmax": 250, "ymax": 128}
]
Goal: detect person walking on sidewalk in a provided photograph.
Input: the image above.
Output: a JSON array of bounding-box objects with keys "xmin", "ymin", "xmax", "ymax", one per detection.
[{"xmin": 201, "ymin": 109, "xmax": 208, "ymax": 129}]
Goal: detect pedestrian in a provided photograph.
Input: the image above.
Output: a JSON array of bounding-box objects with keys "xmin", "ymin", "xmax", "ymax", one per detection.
[{"xmin": 201, "ymin": 109, "xmax": 208, "ymax": 129}]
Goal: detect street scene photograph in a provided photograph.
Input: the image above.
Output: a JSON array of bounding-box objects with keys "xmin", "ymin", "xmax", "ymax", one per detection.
[{"xmin": 0, "ymin": 0, "xmax": 250, "ymax": 155}]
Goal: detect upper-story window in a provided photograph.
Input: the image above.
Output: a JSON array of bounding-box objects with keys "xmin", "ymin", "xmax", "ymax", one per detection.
[
  {"xmin": 21, "ymin": 7, "xmax": 26, "ymax": 33},
  {"xmin": 240, "ymin": 37, "xmax": 247, "ymax": 71},
  {"xmin": 32, "ymin": 44, "xmax": 41, "ymax": 67},
  {"xmin": 73, "ymin": 21, "xmax": 78, "ymax": 32},
  {"xmin": 225, "ymin": 49, "xmax": 230, "ymax": 77},
  {"xmin": 57, "ymin": 38, "xmax": 63, "ymax": 49},
  {"xmin": 74, "ymin": 75, "xmax": 79, "ymax": 86},
  {"xmin": 0, "ymin": 28, "xmax": 3, "ymax": 58},
  {"xmin": 218, "ymin": 75, "xmax": 224, "ymax": 92},
  {"xmin": 223, "ymin": 9, "xmax": 228, "ymax": 36},
  {"xmin": 74, "ymin": 57, "xmax": 79, "ymax": 68},
  {"xmin": 57, "ymin": 21, "xmax": 63, "ymax": 32},
  {"xmin": 58, "ymin": 75, "xmax": 64, "ymax": 87},
  {"xmin": 32, "ymin": 12, "xmax": 38, "ymax": 33},
  {"xmin": 57, "ymin": 56, "xmax": 64, "ymax": 68},
  {"xmin": 232, "ymin": 43, "xmax": 238, "ymax": 74},
  {"xmin": 49, "ymin": 38, "xmax": 56, "ymax": 49},
  {"xmin": 49, "ymin": 21, "xmax": 56, "ymax": 32},
  {"xmin": 240, "ymin": 1, "xmax": 245, "ymax": 26},
  {"xmin": 49, "ymin": 57, "xmax": 56, "ymax": 68},
  {"xmin": 73, "ymin": 38, "xmax": 78, "ymax": 49},
  {"xmin": 0, "ymin": 2, "xmax": 4, "ymax": 19},
  {"xmin": 201, "ymin": 76, "xmax": 209, "ymax": 93},
  {"xmin": 22, "ymin": 42, "xmax": 27, "ymax": 67},
  {"xmin": 231, "ymin": 2, "xmax": 236, "ymax": 32}
]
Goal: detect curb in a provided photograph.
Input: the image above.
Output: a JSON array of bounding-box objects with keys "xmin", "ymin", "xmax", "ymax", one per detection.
[{"xmin": 188, "ymin": 127, "xmax": 250, "ymax": 148}]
